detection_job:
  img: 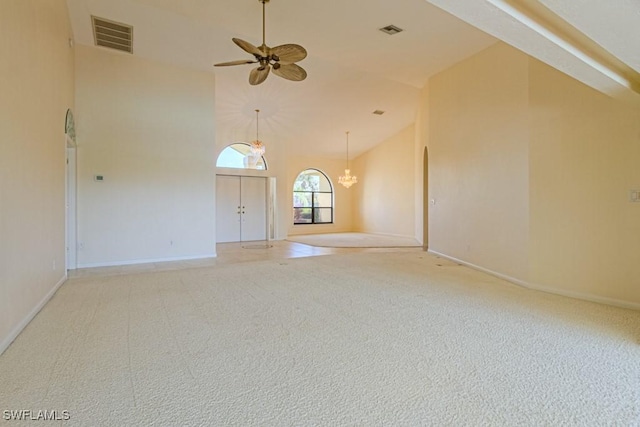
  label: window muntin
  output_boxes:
[293,169,333,224]
[216,143,266,170]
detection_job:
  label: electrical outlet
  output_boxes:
[52,260,56,270]
[78,242,84,250]
[630,190,640,203]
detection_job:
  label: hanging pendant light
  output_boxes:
[338,131,357,188]
[250,109,265,156]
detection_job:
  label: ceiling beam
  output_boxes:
[425,0,640,107]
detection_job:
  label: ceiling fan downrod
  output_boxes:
[260,0,268,48]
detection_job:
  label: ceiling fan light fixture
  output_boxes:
[379,25,403,35]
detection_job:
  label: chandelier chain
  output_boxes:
[256,109,260,140]
[346,131,350,169]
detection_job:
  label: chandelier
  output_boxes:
[338,131,357,188]
[250,109,265,156]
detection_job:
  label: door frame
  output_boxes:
[65,135,77,270]
[422,146,429,251]
[215,174,276,244]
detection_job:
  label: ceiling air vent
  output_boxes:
[92,16,133,54]
[373,110,385,115]
[379,25,403,35]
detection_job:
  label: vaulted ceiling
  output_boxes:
[66,0,640,158]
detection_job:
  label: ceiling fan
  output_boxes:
[214,0,308,85]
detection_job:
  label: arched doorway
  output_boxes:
[423,146,429,251]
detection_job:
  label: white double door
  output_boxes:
[216,175,267,243]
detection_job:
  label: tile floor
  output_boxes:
[69,240,423,278]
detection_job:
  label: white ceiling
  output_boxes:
[66,0,497,158]
[65,0,640,159]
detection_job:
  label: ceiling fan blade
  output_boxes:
[272,63,307,82]
[271,44,307,64]
[249,65,271,85]
[214,59,258,67]
[232,38,265,57]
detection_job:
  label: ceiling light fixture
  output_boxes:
[338,131,357,189]
[250,109,265,156]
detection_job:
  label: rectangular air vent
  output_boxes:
[373,110,385,115]
[92,16,133,54]
[379,25,403,35]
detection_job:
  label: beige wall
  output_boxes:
[287,156,353,236]
[415,83,430,246]
[352,125,416,237]
[429,43,530,282]
[0,0,75,352]
[428,41,640,306]
[75,45,216,267]
[529,58,640,306]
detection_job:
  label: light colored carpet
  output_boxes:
[286,232,421,247]
[1,252,640,425]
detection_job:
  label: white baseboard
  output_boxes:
[428,250,530,288]
[77,253,217,269]
[428,250,640,312]
[522,280,640,311]
[0,273,68,356]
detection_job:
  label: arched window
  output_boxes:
[293,169,333,224]
[216,143,267,170]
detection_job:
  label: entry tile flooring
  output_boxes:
[69,240,422,278]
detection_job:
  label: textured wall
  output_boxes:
[428,41,640,306]
[428,43,530,282]
[0,0,75,352]
[529,57,640,306]
[352,125,416,238]
[75,45,216,267]
[415,83,430,246]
